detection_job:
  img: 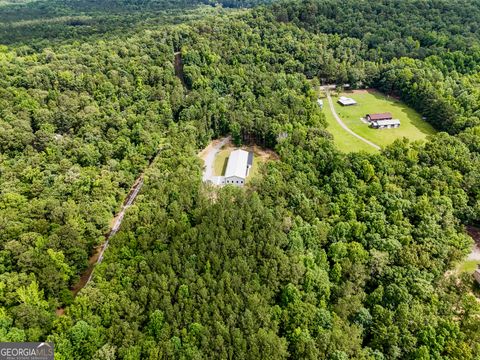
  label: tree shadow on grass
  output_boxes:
[221,156,229,176]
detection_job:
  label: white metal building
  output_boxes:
[223,149,253,186]
[337,96,357,106]
[371,119,401,129]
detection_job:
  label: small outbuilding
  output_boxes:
[317,99,324,109]
[366,112,393,122]
[337,96,357,106]
[223,149,253,186]
[371,119,401,129]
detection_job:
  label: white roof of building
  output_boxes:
[338,96,357,105]
[373,119,401,126]
[225,149,249,179]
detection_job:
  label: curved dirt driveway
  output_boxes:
[326,92,381,151]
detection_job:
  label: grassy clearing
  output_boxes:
[212,143,273,183]
[458,260,480,273]
[330,90,436,149]
[321,95,378,153]
[453,227,480,275]
[247,154,260,183]
[213,146,231,176]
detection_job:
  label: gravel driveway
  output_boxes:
[201,136,231,183]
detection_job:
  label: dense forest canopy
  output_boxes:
[271,0,480,60]
[0,0,479,359]
[0,0,273,46]
[0,0,212,46]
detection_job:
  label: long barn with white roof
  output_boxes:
[223,149,253,186]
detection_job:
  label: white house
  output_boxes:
[223,149,253,186]
[337,96,357,106]
[371,119,401,129]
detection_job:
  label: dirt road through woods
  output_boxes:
[56,147,166,315]
[174,51,187,89]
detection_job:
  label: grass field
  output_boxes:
[321,89,437,152]
[213,147,230,176]
[458,260,480,273]
[321,97,378,153]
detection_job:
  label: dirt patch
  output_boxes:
[200,138,278,162]
[55,243,101,316]
[247,144,279,161]
[222,141,278,162]
[346,89,371,94]
[467,225,480,242]
[174,52,188,90]
[198,138,228,161]
[55,308,65,316]
[72,245,102,296]
[221,142,234,152]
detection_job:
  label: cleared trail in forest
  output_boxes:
[326,92,381,150]
[58,54,183,309]
[85,176,144,284]
[56,147,166,315]
[174,51,188,90]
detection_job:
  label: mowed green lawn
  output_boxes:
[457,259,480,273]
[331,90,436,149]
[321,98,378,153]
[213,147,230,176]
